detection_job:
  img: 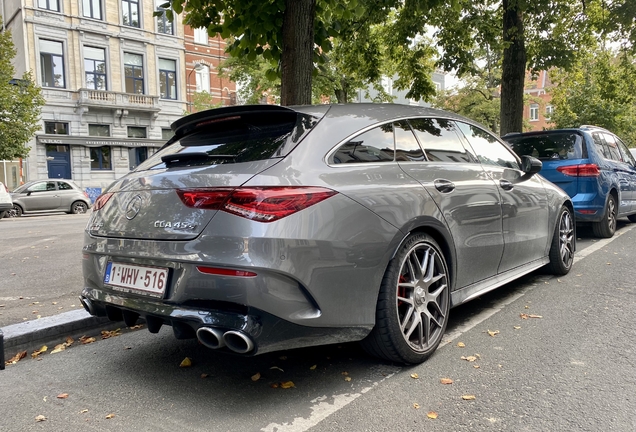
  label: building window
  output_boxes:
[129,147,148,170]
[88,124,110,136]
[128,126,147,138]
[156,0,173,34]
[194,27,208,44]
[84,46,107,90]
[90,147,111,170]
[545,105,554,119]
[159,58,177,100]
[529,104,539,121]
[45,122,68,134]
[161,128,174,140]
[124,53,144,94]
[195,64,210,92]
[122,0,140,27]
[82,0,102,20]
[39,40,65,88]
[38,0,60,12]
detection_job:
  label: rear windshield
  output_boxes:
[505,132,585,161]
[136,111,318,170]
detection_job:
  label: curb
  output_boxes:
[1,309,118,367]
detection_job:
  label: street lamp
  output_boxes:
[187,63,205,113]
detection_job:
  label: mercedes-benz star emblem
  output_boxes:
[125,195,143,220]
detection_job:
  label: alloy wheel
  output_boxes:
[558,209,574,268]
[607,197,616,233]
[396,243,448,352]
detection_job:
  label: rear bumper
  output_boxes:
[0,203,12,212]
[80,287,369,355]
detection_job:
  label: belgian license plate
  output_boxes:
[104,262,168,297]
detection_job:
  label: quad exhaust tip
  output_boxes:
[196,327,255,353]
[196,327,226,349]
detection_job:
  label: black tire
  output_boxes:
[9,205,22,217]
[362,233,450,364]
[627,214,636,223]
[71,201,88,214]
[546,206,574,275]
[592,194,617,238]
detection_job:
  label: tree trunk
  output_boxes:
[500,0,526,136]
[280,0,315,106]
[335,89,346,103]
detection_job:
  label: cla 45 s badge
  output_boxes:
[153,220,197,230]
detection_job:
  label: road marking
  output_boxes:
[257,225,634,432]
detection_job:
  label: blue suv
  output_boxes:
[504,126,636,238]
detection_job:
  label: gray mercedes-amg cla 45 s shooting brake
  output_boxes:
[81,103,574,364]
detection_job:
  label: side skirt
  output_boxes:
[450,257,549,308]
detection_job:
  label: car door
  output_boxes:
[56,181,78,211]
[20,181,61,211]
[604,133,636,215]
[614,136,636,213]
[397,118,504,288]
[455,122,550,274]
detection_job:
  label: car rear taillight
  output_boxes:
[556,164,600,177]
[177,187,337,222]
[93,192,114,211]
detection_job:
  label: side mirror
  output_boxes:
[26,191,32,196]
[521,155,542,175]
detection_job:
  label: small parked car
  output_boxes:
[9,179,92,217]
[504,126,636,238]
[81,104,574,365]
[0,182,13,219]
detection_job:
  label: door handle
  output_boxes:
[499,179,514,191]
[434,179,455,193]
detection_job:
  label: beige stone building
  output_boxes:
[1,0,192,193]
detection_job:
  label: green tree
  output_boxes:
[0,19,45,160]
[549,49,636,146]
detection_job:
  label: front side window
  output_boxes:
[330,124,394,164]
[194,27,208,44]
[603,133,622,161]
[122,0,140,27]
[29,181,57,192]
[124,53,144,94]
[457,122,520,169]
[40,40,65,88]
[38,0,60,12]
[159,58,177,100]
[529,103,539,121]
[45,122,68,134]
[83,0,102,19]
[195,64,210,92]
[91,146,112,170]
[156,0,173,34]
[84,46,107,90]
[615,137,636,166]
[89,124,110,136]
[410,118,476,163]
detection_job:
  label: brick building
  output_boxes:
[523,70,555,131]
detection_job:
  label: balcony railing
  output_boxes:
[76,89,161,112]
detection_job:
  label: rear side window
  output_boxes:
[602,133,623,161]
[409,118,476,163]
[330,124,394,164]
[58,182,72,190]
[506,132,584,161]
[394,121,425,162]
[136,111,317,170]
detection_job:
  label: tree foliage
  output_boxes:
[0,19,45,160]
[549,49,636,146]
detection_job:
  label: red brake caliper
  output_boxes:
[397,274,407,306]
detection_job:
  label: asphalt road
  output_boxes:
[0,214,635,431]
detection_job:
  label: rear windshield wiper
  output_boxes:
[161,153,237,166]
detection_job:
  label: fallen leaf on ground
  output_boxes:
[514,326,521,330]
[101,329,121,339]
[65,336,74,346]
[5,350,27,365]
[270,383,279,388]
[457,342,465,348]
[344,376,352,382]
[129,324,144,330]
[31,346,48,358]
[440,378,453,385]
[410,373,419,379]
[35,415,46,422]
[57,393,69,399]
[309,365,317,370]
[79,409,88,414]
[462,395,476,400]
[461,355,477,362]
[427,411,438,419]
[105,413,115,419]
[341,371,349,376]
[79,336,96,344]
[473,365,480,369]
[520,313,543,319]
[413,403,420,409]
[251,373,261,382]
[487,330,500,337]
[270,366,284,372]
[52,302,58,305]
[179,357,192,367]
[50,344,66,354]
[280,381,295,389]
